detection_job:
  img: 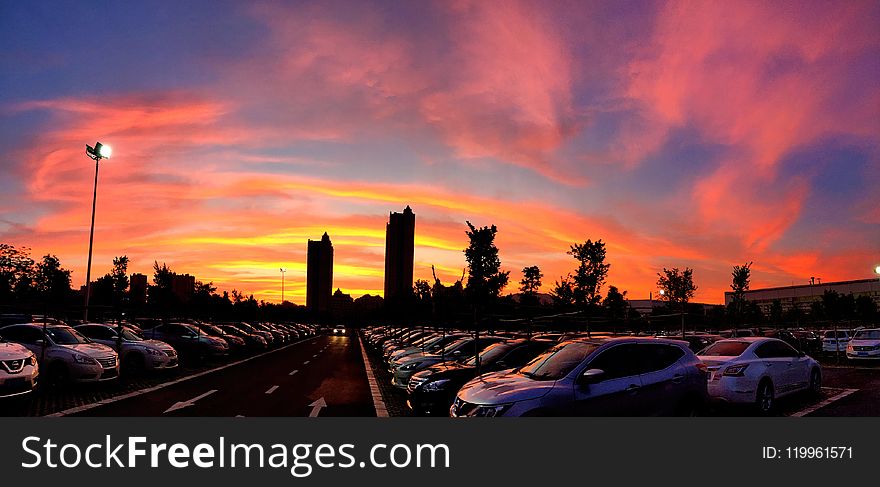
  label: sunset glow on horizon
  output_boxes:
[1,0,878,305]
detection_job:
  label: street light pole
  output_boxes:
[280,268,286,304]
[83,142,111,322]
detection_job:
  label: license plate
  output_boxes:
[858,352,868,356]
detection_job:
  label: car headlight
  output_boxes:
[400,362,422,371]
[467,403,513,417]
[26,354,37,366]
[722,364,749,377]
[421,379,451,392]
[846,345,854,351]
[144,347,163,356]
[71,353,98,365]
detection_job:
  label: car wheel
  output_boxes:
[809,368,822,396]
[48,363,70,388]
[756,380,775,415]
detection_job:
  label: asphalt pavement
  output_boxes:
[70,334,376,417]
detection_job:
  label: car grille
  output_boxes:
[853,346,876,352]
[408,376,428,393]
[450,397,477,417]
[96,356,117,368]
[0,378,33,396]
[1,359,25,373]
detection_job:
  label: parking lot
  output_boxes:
[2,327,879,417]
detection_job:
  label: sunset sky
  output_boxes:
[1,0,878,305]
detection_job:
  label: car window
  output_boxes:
[755,340,800,358]
[519,341,601,381]
[637,344,685,373]
[45,327,89,345]
[1,326,40,344]
[587,344,642,380]
[497,344,544,367]
[82,326,115,340]
[854,330,880,340]
[698,341,750,357]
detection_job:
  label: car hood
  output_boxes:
[0,341,32,360]
[62,342,115,357]
[140,340,175,351]
[850,339,880,346]
[457,371,555,405]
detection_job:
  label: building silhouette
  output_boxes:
[307,232,334,313]
[384,205,415,301]
[171,274,195,303]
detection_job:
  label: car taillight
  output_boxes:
[695,362,708,373]
[722,364,749,377]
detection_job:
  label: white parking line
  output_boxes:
[265,385,279,394]
[313,354,318,358]
[789,388,859,417]
[357,334,389,417]
[303,360,310,365]
[289,370,299,375]
[235,415,245,418]
[44,335,321,417]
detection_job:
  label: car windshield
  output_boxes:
[519,341,600,381]
[121,328,144,341]
[434,338,470,356]
[203,325,225,336]
[46,326,90,345]
[463,343,513,366]
[698,341,750,357]
[854,330,880,340]
[824,331,849,339]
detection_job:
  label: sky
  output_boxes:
[0,0,878,305]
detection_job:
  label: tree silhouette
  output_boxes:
[463,221,509,304]
[657,267,697,334]
[519,265,543,306]
[730,262,752,326]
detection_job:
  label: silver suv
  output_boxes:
[0,323,119,385]
[451,337,708,417]
[74,324,178,372]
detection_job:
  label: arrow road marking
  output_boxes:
[289,370,299,375]
[163,390,218,414]
[308,397,327,417]
[265,385,279,394]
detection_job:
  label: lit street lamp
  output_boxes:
[280,268,286,304]
[874,265,880,277]
[83,142,111,321]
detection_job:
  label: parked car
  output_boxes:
[141,323,228,360]
[451,337,708,417]
[762,330,803,352]
[0,323,119,385]
[229,322,275,346]
[790,330,822,355]
[822,330,853,353]
[0,338,39,398]
[846,329,880,360]
[218,324,268,351]
[193,323,247,353]
[392,336,505,389]
[408,339,554,416]
[719,329,757,338]
[659,333,720,352]
[697,337,821,414]
[74,323,178,373]
[386,333,467,364]
[253,323,288,344]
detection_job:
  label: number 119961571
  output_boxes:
[762,446,853,460]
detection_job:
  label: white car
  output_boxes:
[332,326,346,335]
[0,339,39,398]
[0,323,119,385]
[697,337,821,414]
[846,329,880,360]
[74,324,178,372]
[822,330,853,353]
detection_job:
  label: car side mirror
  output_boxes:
[581,368,605,384]
[494,361,507,370]
[453,350,461,356]
[35,339,45,346]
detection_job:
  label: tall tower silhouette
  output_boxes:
[384,206,415,301]
[307,232,333,313]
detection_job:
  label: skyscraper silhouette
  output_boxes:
[307,232,333,313]
[384,206,415,301]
